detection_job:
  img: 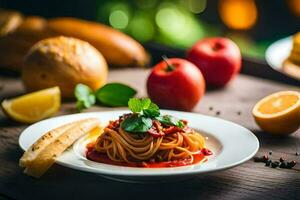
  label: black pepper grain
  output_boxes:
[287,161,297,168]
[254,156,262,162]
[271,161,280,168]
[265,160,272,166]
[279,162,287,168]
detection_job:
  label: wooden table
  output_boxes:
[0,69,299,200]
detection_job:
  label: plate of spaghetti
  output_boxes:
[19,98,259,182]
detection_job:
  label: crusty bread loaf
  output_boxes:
[47,17,149,68]
[0,16,149,71]
[0,9,23,37]
[0,16,53,71]
[22,36,108,98]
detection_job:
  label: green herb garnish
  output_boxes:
[121,114,152,133]
[155,115,185,128]
[128,98,160,117]
[74,83,136,111]
[121,98,185,133]
[74,84,96,112]
[96,83,137,107]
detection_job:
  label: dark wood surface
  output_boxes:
[0,68,299,200]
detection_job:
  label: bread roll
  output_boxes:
[22,36,108,98]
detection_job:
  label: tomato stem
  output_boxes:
[162,55,175,72]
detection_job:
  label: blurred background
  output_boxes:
[0,0,299,60]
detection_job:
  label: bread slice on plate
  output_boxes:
[19,118,100,178]
[282,59,300,81]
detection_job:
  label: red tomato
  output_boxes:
[187,37,241,87]
[147,58,205,111]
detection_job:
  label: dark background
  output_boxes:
[1,0,299,60]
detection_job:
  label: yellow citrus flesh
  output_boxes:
[1,87,61,123]
[252,91,300,135]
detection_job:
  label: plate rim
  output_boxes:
[265,36,300,81]
[18,110,259,177]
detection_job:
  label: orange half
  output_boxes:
[252,91,300,135]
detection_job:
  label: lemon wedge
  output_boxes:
[252,91,300,135]
[1,87,61,123]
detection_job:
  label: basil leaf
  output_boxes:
[128,98,160,118]
[143,102,160,118]
[96,83,137,107]
[121,115,152,133]
[128,98,151,113]
[74,84,96,111]
[156,115,184,128]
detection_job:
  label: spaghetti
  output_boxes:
[86,114,212,167]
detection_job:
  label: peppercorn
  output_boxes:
[279,162,287,168]
[237,111,241,115]
[262,155,269,162]
[271,161,279,168]
[269,151,272,155]
[296,152,299,156]
[287,160,297,169]
[209,107,213,111]
[265,160,272,166]
[254,156,263,162]
[216,111,221,116]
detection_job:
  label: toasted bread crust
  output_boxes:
[20,118,100,177]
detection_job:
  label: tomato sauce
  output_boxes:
[86,144,212,168]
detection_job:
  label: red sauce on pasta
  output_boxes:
[86,143,212,168]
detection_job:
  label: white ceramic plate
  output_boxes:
[19,110,259,182]
[265,36,300,81]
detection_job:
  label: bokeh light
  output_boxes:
[129,12,154,42]
[184,0,207,14]
[219,0,258,30]
[155,3,204,48]
[288,0,300,17]
[109,10,129,29]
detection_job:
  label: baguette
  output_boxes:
[47,17,149,67]
[20,118,100,177]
